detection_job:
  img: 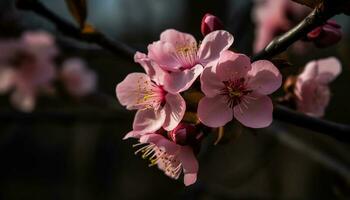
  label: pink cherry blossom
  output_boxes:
[201,13,224,36]
[307,20,342,48]
[116,52,186,133]
[252,0,310,52]
[147,29,234,93]
[295,57,342,117]
[61,58,97,97]
[197,50,282,128]
[0,31,58,112]
[124,129,199,186]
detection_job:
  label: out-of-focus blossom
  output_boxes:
[116,53,186,134]
[0,31,58,112]
[146,29,233,93]
[201,13,224,36]
[124,125,200,186]
[295,57,342,117]
[198,50,282,128]
[252,0,310,52]
[61,58,97,97]
[307,20,342,48]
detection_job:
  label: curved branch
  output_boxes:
[252,3,339,61]
[16,0,136,60]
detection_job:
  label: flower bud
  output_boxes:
[201,13,224,36]
[307,20,342,48]
[168,123,204,154]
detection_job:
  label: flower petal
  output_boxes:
[160,29,197,48]
[0,67,15,93]
[200,66,223,97]
[163,93,186,131]
[216,50,251,81]
[298,60,318,83]
[233,94,273,128]
[123,130,144,140]
[133,108,166,133]
[164,64,203,93]
[315,57,342,84]
[134,52,167,85]
[197,95,233,127]
[198,30,234,66]
[116,73,151,110]
[179,146,198,186]
[11,89,35,112]
[248,60,282,95]
[147,41,181,71]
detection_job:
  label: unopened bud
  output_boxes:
[307,20,342,48]
[201,13,224,36]
[168,123,204,154]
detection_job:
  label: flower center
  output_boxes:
[135,76,167,110]
[220,78,252,109]
[175,42,199,69]
[133,143,182,179]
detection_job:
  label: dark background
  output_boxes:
[0,0,349,199]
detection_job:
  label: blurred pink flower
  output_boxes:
[0,31,58,112]
[295,57,342,117]
[201,13,224,36]
[124,129,199,186]
[116,52,186,133]
[198,50,282,128]
[252,0,310,52]
[61,58,97,97]
[307,20,342,48]
[147,29,233,93]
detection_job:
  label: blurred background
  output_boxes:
[0,0,349,199]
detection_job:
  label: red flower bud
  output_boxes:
[307,20,342,48]
[168,123,204,153]
[201,13,224,36]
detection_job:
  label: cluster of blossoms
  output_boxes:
[116,14,283,185]
[0,31,97,112]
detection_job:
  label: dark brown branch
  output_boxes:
[252,2,340,61]
[16,0,136,60]
[274,105,350,142]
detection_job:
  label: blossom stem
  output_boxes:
[252,2,341,62]
[16,0,135,60]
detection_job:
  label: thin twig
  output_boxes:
[16,0,136,60]
[252,2,340,61]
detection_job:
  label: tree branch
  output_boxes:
[252,2,340,61]
[274,105,350,142]
[16,0,136,60]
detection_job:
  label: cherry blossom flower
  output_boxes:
[197,50,282,128]
[61,58,97,97]
[124,126,200,186]
[252,0,310,52]
[116,52,186,133]
[147,29,234,93]
[0,31,58,112]
[295,57,342,117]
[307,20,342,48]
[201,13,224,36]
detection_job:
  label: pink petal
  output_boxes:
[116,73,151,110]
[197,95,233,127]
[134,52,166,85]
[233,94,273,128]
[123,130,143,140]
[179,146,198,186]
[148,41,181,71]
[0,68,15,93]
[315,57,342,84]
[164,64,203,93]
[216,50,251,81]
[160,29,197,48]
[184,173,197,186]
[163,93,186,131]
[248,60,282,95]
[142,134,179,154]
[200,66,224,97]
[298,60,318,83]
[133,108,166,133]
[198,30,234,66]
[11,90,35,112]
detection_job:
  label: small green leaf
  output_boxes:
[65,0,87,29]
